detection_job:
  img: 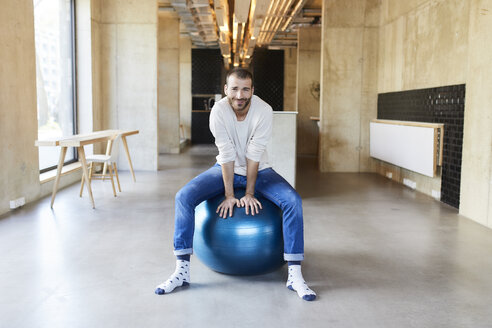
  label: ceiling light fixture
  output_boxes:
[257,0,306,46]
[171,0,308,68]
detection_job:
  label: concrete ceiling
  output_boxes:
[158,0,322,50]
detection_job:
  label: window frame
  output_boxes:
[38,0,78,174]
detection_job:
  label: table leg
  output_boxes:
[102,139,112,181]
[121,136,136,182]
[78,146,95,208]
[50,147,67,208]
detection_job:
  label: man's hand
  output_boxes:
[216,196,240,219]
[239,193,263,216]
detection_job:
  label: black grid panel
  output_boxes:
[251,48,284,111]
[192,49,223,94]
[192,97,212,111]
[377,84,466,209]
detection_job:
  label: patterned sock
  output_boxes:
[177,254,190,261]
[286,265,316,301]
[155,260,190,295]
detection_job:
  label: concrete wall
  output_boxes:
[179,36,192,142]
[0,0,111,217]
[0,1,40,215]
[2,0,490,230]
[284,48,297,111]
[158,11,180,154]
[375,0,492,228]
[378,0,469,92]
[1,1,82,215]
[374,0,469,199]
[296,27,321,156]
[319,0,379,172]
[319,0,492,227]
[0,0,165,216]
[100,0,158,169]
[460,0,492,228]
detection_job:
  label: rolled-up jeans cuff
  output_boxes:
[284,253,304,261]
[174,248,193,256]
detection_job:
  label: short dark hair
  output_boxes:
[226,68,254,86]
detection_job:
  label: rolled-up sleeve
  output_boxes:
[246,107,272,162]
[209,107,236,164]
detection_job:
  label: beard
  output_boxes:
[228,96,252,112]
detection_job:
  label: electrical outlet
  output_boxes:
[403,178,416,190]
[9,197,25,209]
[386,172,393,179]
[432,190,441,200]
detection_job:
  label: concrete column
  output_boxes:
[158,12,180,154]
[319,0,364,172]
[179,36,192,143]
[100,0,158,170]
[319,0,379,172]
[460,0,492,227]
[296,26,321,156]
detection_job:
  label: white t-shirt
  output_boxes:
[209,95,273,176]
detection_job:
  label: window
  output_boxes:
[33,0,77,172]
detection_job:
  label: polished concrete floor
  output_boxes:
[1,145,492,328]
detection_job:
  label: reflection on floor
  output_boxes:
[1,145,492,328]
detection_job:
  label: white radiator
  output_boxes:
[370,120,443,177]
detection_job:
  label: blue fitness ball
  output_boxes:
[193,188,285,275]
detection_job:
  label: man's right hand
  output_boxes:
[216,196,240,219]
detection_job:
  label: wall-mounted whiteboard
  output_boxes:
[370,120,443,177]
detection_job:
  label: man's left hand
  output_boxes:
[239,193,263,216]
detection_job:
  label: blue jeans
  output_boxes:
[173,164,304,261]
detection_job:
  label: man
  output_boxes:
[155,68,316,301]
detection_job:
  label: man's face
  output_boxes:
[224,74,254,113]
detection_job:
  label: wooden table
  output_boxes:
[35,129,139,208]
